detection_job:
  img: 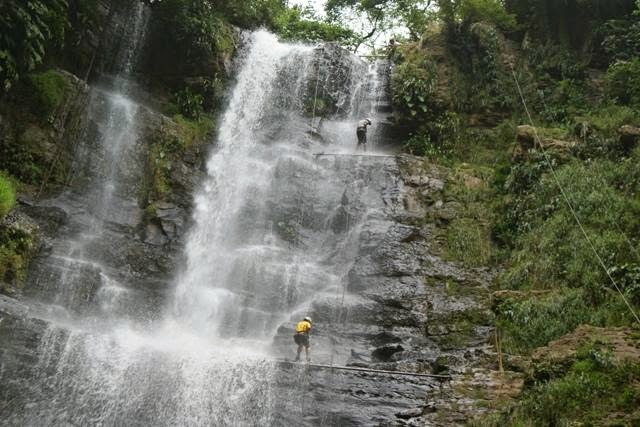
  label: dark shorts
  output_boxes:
[357,129,367,145]
[294,333,309,348]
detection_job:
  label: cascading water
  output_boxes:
[1,20,431,425]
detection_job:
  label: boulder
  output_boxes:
[516,125,538,150]
[619,125,640,152]
[531,325,640,379]
[516,125,576,156]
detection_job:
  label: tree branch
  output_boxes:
[353,15,380,53]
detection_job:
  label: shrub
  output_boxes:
[458,0,516,31]
[495,289,632,354]
[439,0,516,31]
[606,58,640,107]
[0,225,34,287]
[601,18,640,62]
[0,0,68,91]
[173,87,204,120]
[499,157,640,291]
[147,0,235,75]
[402,112,462,159]
[0,173,16,218]
[511,345,640,425]
[391,47,438,120]
[575,105,639,136]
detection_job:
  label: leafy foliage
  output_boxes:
[0,0,69,92]
[600,18,640,62]
[504,0,636,49]
[274,7,357,45]
[489,341,640,425]
[148,0,235,74]
[439,0,516,31]
[325,0,434,43]
[606,58,640,107]
[172,87,204,120]
[392,46,438,119]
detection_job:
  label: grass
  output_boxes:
[173,114,214,148]
[495,288,633,355]
[446,218,493,267]
[441,163,496,267]
[480,341,640,426]
[575,105,640,135]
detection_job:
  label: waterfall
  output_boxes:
[1,24,411,424]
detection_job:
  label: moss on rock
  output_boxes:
[0,173,16,219]
[0,211,39,295]
[27,70,71,119]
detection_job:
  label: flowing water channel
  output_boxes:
[0,11,421,424]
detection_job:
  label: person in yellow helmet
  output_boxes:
[293,316,312,362]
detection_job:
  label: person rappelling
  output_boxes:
[356,118,372,152]
[293,316,312,362]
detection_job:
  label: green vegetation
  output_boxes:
[483,341,640,426]
[442,165,495,267]
[0,0,68,91]
[0,173,16,219]
[274,7,357,45]
[606,58,640,107]
[0,225,34,290]
[144,114,213,203]
[0,174,35,291]
[388,0,640,423]
[495,289,632,354]
[326,0,435,43]
[439,0,516,31]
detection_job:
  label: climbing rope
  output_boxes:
[510,67,640,325]
[314,153,397,158]
[310,61,321,129]
[277,360,451,380]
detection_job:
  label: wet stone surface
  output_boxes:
[270,155,499,425]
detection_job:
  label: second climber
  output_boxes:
[356,118,372,152]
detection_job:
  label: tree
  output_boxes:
[0,0,68,92]
[438,0,516,31]
[325,0,434,49]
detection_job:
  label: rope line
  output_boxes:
[510,68,640,325]
[277,360,452,379]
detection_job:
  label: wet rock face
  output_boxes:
[5,83,208,319]
[305,43,368,118]
[270,155,497,425]
[0,70,90,192]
